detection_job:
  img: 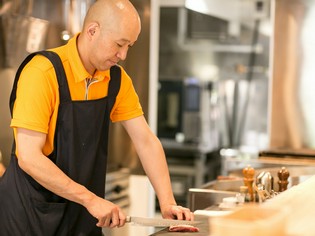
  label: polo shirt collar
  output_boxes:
[67,33,110,83]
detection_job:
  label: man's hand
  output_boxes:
[84,195,126,228]
[161,204,195,221]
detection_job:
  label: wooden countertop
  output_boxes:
[265,174,315,235]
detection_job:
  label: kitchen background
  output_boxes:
[0,0,272,168]
[1,0,315,235]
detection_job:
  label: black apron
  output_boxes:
[0,51,121,236]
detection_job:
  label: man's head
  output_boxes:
[78,0,141,74]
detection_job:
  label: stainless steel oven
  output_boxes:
[158,77,218,150]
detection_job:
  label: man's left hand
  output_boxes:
[161,205,194,221]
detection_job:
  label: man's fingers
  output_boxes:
[109,213,120,228]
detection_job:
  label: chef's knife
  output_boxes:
[126,216,200,227]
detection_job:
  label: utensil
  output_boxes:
[126,216,200,227]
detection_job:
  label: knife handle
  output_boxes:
[126,215,131,223]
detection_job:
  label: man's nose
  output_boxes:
[117,47,128,61]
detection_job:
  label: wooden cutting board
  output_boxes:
[264,175,315,235]
[210,175,315,236]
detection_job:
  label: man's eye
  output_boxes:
[117,43,123,47]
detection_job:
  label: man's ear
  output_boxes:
[87,22,100,38]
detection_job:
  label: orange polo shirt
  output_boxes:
[11,34,143,156]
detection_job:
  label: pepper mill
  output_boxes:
[278,167,290,192]
[242,165,255,201]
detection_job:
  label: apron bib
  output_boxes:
[0,51,121,236]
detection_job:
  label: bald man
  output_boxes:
[0,0,193,235]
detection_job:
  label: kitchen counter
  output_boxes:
[150,215,210,236]
[152,174,315,235]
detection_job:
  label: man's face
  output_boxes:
[90,22,140,72]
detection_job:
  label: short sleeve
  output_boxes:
[10,61,56,134]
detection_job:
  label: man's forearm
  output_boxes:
[16,128,96,206]
[17,141,126,228]
[121,117,177,208]
[135,135,177,208]
[18,151,96,206]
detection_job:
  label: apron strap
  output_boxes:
[39,51,71,103]
[107,65,121,112]
[9,53,35,116]
[9,50,70,116]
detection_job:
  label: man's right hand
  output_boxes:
[84,195,126,228]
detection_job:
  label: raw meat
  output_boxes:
[168,224,200,232]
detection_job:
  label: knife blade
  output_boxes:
[126,216,200,227]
